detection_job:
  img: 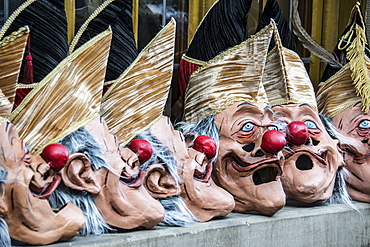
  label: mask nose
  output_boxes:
[285,121,309,146]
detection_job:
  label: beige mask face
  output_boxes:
[213,101,285,216]
[0,121,84,245]
[146,116,235,222]
[333,102,370,202]
[273,104,342,203]
[61,116,165,229]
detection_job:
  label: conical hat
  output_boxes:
[262,20,317,110]
[183,21,275,123]
[0,0,68,84]
[9,28,112,154]
[317,3,370,117]
[101,18,175,147]
[0,26,29,107]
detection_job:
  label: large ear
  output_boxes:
[60,153,102,194]
[144,164,179,199]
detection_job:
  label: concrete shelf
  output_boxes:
[16,201,370,247]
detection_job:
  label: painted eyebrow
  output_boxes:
[299,103,312,109]
[271,105,283,109]
[237,102,258,108]
[354,101,362,107]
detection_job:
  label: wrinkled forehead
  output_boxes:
[217,101,272,122]
[272,103,319,120]
[150,116,187,154]
[84,116,118,152]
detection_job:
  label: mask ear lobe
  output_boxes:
[144,164,179,199]
[60,153,102,194]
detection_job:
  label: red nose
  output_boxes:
[285,121,309,145]
[193,135,217,159]
[40,143,69,172]
[261,130,286,154]
[128,139,153,163]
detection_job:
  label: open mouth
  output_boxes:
[230,155,282,185]
[252,166,279,185]
[120,170,145,188]
[285,149,328,168]
[193,163,213,182]
[29,175,61,199]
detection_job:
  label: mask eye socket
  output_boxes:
[359,119,370,129]
[267,125,278,131]
[275,121,288,131]
[241,122,255,132]
[304,120,318,129]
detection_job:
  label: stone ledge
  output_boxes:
[18,202,370,247]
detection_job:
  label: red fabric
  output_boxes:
[22,34,34,84]
[178,59,200,99]
[103,84,112,96]
[13,88,33,109]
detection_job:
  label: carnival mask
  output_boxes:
[0,120,84,245]
[273,104,343,204]
[145,116,235,222]
[332,102,370,202]
[61,116,165,229]
[213,101,286,216]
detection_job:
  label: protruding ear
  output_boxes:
[144,164,179,199]
[60,153,102,194]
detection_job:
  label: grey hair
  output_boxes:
[134,129,195,226]
[48,127,113,235]
[176,115,220,146]
[59,127,108,171]
[48,183,113,236]
[0,167,10,247]
[157,196,196,226]
[136,128,180,182]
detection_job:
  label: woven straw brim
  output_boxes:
[9,28,112,155]
[184,21,275,123]
[0,27,29,107]
[316,60,365,118]
[101,18,176,147]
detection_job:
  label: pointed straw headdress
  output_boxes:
[0,26,29,112]
[260,4,317,110]
[9,29,112,155]
[317,2,369,118]
[101,18,176,147]
[183,21,276,123]
[0,0,68,84]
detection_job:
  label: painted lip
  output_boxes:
[193,163,213,183]
[230,155,282,175]
[284,149,328,165]
[29,175,61,199]
[120,170,145,188]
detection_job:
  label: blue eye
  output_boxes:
[359,119,370,129]
[267,125,278,131]
[241,122,255,132]
[304,120,317,129]
[276,121,288,131]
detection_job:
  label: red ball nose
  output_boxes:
[128,139,153,163]
[286,121,309,145]
[193,135,217,159]
[40,143,69,172]
[261,130,286,154]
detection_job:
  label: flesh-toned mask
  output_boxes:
[0,120,84,245]
[146,116,235,222]
[213,101,286,216]
[332,102,370,202]
[273,103,343,203]
[61,116,165,229]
